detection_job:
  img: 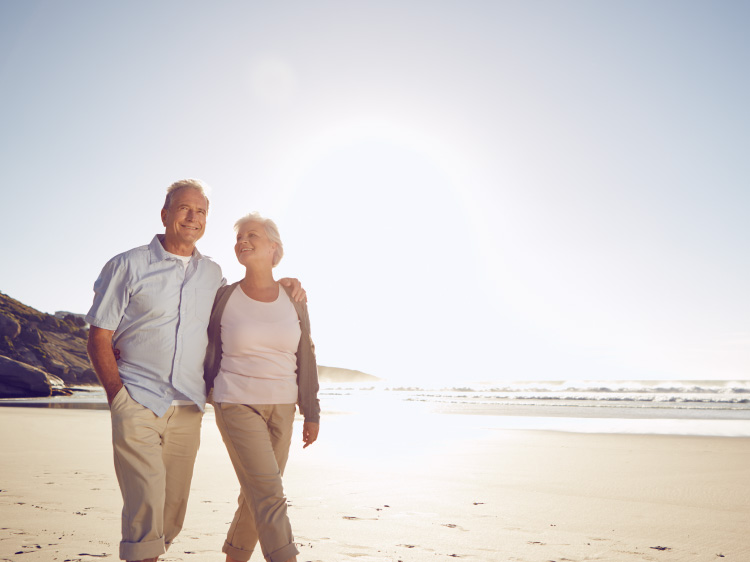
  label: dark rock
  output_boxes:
[16,347,44,368]
[46,372,66,388]
[80,367,98,384]
[20,325,41,346]
[42,356,70,377]
[78,368,100,384]
[42,315,61,331]
[68,365,99,384]
[1,335,15,354]
[0,313,21,339]
[72,327,88,339]
[0,355,53,398]
[40,331,94,385]
[64,314,86,328]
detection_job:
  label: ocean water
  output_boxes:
[320,379,750,437]
[3,380,750,437]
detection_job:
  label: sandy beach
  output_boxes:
[1,405,748,562]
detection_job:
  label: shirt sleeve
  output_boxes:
[85,258,130,331]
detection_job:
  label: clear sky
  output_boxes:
[1,1,748,385]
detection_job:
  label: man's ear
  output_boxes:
[161,208,167,227]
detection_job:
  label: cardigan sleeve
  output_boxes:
[284,286,321,423]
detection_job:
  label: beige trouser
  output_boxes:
[214,402,299,562]
[110,386,202,561]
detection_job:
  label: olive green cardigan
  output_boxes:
[203,282,320,424]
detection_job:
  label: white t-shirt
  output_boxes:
[213,284,301,405]
[165,251,191,269]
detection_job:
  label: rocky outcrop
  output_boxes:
[0,355,67,397]
[0,292,97,398]
[0,313,21,339]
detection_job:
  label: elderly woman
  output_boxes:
[204,212,320,562]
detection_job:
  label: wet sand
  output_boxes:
[1,406,748,561]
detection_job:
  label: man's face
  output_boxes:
[161,187,208,252]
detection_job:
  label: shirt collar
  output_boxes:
[149,234,204,264]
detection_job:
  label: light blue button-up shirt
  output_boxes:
[86,235,224,416]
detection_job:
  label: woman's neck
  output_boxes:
[239,266,278,302]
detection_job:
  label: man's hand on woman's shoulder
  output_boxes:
[279,277,306,302]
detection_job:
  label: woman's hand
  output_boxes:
[279,277,306,302]
[302,421,319,448]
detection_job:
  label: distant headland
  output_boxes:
[317,366,380,383]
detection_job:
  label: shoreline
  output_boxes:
[2,388,750,438]
[1,407,749,561]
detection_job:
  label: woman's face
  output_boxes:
[235,221,276,266]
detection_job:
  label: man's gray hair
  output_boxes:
[234,212,284,267]
[163,179,210,212]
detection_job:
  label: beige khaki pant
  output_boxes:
[214,402,299,562]
[110,386,202,561]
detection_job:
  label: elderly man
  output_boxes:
[86,179,302,562]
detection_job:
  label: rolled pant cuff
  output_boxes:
[120,536,165,560]
[223,540,253,562]
[267,542,299,562]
